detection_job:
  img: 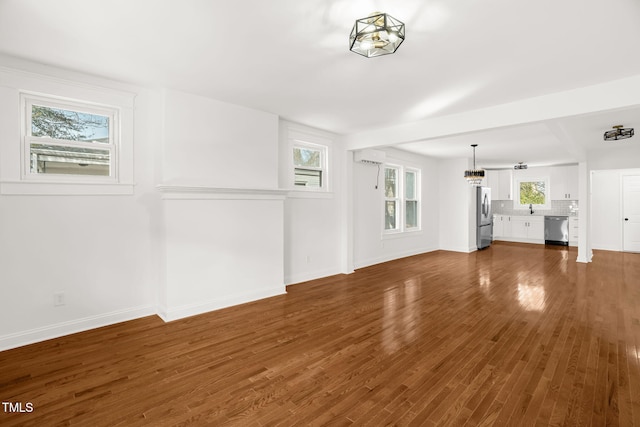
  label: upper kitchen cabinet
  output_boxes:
[550,165,578,200]
[486,169,513,200]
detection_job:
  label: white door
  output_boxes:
[623,176,640,252]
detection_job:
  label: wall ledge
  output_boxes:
[157,185,288,200]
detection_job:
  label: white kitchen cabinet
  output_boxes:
[486,169,513,200]
[551,165,579,200]
[569,217,579,246]
[508,216,544,242]
[498,170,513,200]
[493,215,511,239]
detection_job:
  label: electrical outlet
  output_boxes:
[306,255,311,263]
[54,292,65,307]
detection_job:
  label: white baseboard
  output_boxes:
[285,267,343,285]
[438,245,474,253]
[157,286,286,322]
[354,247,437,270]
[0,305,156,352]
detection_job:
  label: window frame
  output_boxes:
[384,166,400,232]
[21,93,120,184]
[292,140,327,192]
[404,168,420,230]
[383,164,421,234]
[514,176,551,210]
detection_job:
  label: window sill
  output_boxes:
[382,229,423,240]
[0,181,134,195]
[287,190,334,199]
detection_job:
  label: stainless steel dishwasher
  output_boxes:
[544,216,569,246]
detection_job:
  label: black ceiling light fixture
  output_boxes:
[514,162,528,170]
[349,12,405,58]
[604,125,634,141]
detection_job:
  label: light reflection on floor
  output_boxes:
[382,278,422,354]
[517,283,546,312]
[479,265,492,299]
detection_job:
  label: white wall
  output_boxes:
[161,89,279,188]
[588,145,640,171]
[0,65,157,350]
[158,194,285,321]
[353,148,439,269]
[587,141,640,252]
[0,65,290,348]
[438,158,475,252]
[280,122,345,284]
[591,170,623,251]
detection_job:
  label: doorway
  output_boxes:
[623,175,640,252]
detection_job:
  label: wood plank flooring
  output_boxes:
[1,242,640,426]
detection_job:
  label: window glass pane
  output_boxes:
[293,147,321,168]
[31,104,110,143]
[406,201,418,228]
[294,168,322,187]
[520,181,546,205]
[385,168,397,198]
[30,143,110,176]
[405,171,415,199]
[385,200,397,230]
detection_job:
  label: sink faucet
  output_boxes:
[529,204,534,215]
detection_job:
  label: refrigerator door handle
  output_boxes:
[482,193,489,217]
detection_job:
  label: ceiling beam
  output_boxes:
[344,74,640,151]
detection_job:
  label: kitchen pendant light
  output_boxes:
[349,12,405,58]
[603,125,634,141]
[464,144,485,186]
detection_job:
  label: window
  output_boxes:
[22,94,118,181]
[515,177,550,210]
[385,167,399,230]
[293,143,326,189]
[384,165,420,232]
[405,169,418,228]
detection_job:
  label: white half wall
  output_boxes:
[157,190,286,321]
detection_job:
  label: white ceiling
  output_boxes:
[1,0,639,167]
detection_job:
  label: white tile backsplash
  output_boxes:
[493,200,579,217]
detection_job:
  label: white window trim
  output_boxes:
[291,139,328,192]
[405,167,421,231]
[514,176,551,210]
[384,165,401,232]
[0,73,134,196]
[21,93,119,184]
[383,164,421,235]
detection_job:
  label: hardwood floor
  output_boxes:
[1,242,640,426]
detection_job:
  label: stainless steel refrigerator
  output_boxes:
[477,186,493,249]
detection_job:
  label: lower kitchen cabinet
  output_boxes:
[510,216,544,241]
[493,215,511,238]
[493,215,544,244]
[569,217,579,246]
